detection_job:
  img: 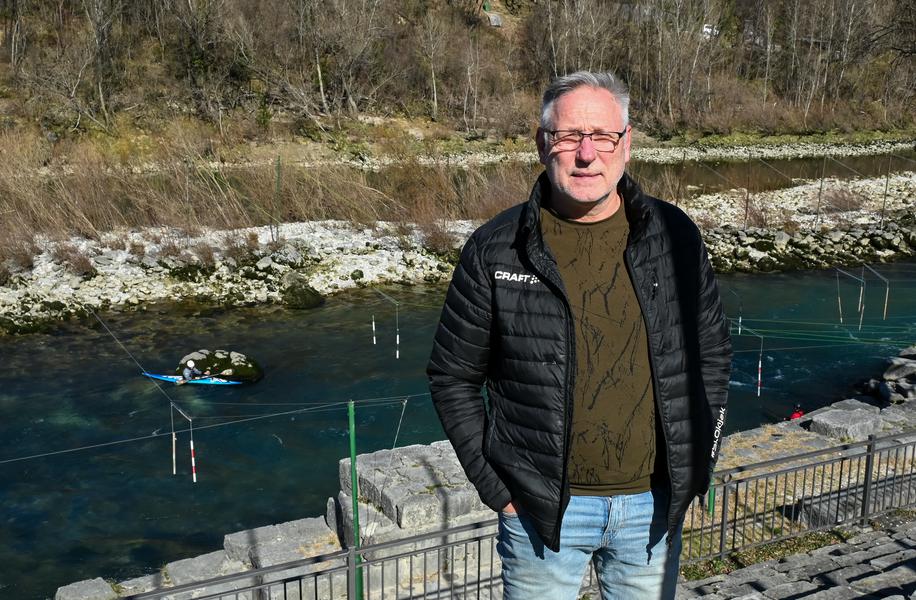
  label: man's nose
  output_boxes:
[576,136,597,162]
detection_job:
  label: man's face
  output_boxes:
[536,86,631,213]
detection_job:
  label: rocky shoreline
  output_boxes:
[338,139,915,170]
[1,205,914,335]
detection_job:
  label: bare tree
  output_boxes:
[417,11,446,121]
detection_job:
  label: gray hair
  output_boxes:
[540,71,630,132]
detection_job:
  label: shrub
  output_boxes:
[192,242,217,268]
[51,243,98,277]
[0,236,39,271]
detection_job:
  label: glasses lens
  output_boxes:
[553,132,582,150]
[590,133,621,151]
[551,131,621,151]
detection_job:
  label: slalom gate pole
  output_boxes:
[348,400,364,599]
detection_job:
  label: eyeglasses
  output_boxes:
[546,128,628,152]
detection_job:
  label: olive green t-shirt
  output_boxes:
[541,204,656,496]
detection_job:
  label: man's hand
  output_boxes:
[501,501,517,514]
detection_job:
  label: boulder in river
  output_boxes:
[280,271,324,309]
[177,349,263,382]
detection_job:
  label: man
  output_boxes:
[179,359,209,385]
[427,71,732,599]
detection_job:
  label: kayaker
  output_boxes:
[180,360,209,383]
[790,404,805,420]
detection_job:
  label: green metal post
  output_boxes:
[348,400,364,599]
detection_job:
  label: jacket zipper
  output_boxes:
[526,238,574,552]
[624,246,677,543]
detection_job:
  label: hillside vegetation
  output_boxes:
[0,0,913,267]
[1,0,913,138]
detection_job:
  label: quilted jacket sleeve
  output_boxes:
[427,235,512,512]
[696,238,733,466]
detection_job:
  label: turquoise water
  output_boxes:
[2,263,915,598]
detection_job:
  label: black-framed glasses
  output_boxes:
[547,127,628,152]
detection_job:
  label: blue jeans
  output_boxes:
[497,490,681,600]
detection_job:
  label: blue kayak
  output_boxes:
[142,372,243,386]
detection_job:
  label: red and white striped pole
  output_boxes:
[757,338,764,398]
[189,419,197,483]
[190,438,197,483]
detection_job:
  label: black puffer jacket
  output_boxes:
[427,172,732,552]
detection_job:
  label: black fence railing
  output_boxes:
[127,431,916,600]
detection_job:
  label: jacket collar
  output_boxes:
[519,171,653,257]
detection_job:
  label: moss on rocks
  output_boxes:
[176,349,263,383]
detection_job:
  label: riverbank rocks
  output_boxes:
[876,350,916,404]
[177,349,263,382]
[1,200,914,334]
[702,209,915,274]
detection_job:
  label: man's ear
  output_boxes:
[535,128,548,165]
[623,125,633,164]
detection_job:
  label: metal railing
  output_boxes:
[127,431,916,600]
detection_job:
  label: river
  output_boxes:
[2,262,915,598]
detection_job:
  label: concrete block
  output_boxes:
[830,399,880,413]
[339,442,488,531]
[54,578,117,600]
[809,408,883,441]
[225,524,283,564]
[162,550,255,600]
[250,519,344,600]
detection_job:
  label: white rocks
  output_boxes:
[685,172,915,230]
[0,220,470,332]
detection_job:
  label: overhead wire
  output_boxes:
[0,394,424,466]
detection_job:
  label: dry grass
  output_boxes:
[0,129,538,270]
[822,188,868,214]
[51,243,97,277]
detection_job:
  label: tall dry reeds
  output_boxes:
[0,130,538,268]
